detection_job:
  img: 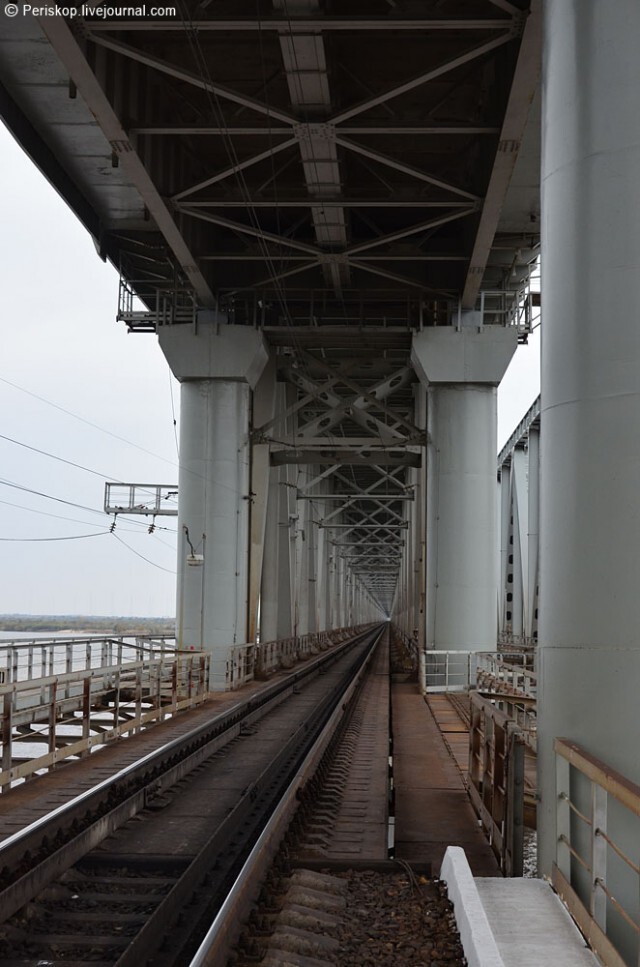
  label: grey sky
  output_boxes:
[0,122,540,617]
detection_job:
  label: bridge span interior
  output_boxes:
[3,0,640,962]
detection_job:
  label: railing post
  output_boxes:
[48,681,57,769]
[507,731,525,876]
[80,673,91,748]
[2,692,12,792]
[494,719,506,865]
[469,694,481,789]
[156,661,163,718]
[40,647,47,705]
[65,642,73,699]
[482,712,494,817]
[134,664,143,733]
[113,670,121,732]
[201,654,208,699]
[591,783,608,931]
[172,657,178,707]
[556,746,572,881]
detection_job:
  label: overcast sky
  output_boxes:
[0,122,540,617]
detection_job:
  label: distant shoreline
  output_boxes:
[0,615,175,636]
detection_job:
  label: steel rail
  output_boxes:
[189,623,386,966]
[0,626,378,922]
[116,626,384,966]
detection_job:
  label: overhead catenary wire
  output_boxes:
[0,495,162,534]
[111,532,176,574]
[0,374,247,502]
[0,374,176,469]
[0,431,121,481]
[0,531,110,542]
[0,477,177,534]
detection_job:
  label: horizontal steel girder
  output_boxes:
[270,449,421,467]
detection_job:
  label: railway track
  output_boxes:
[0,624,385,967]
[195,628,465,967]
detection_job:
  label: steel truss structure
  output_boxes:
[0,0,540,619]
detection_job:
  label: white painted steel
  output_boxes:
[337,554,346,628]
[260,385,295,643]
[305,495,318,634]
[539,3,640,952]
[159,322,268,690]
[411,326,518,386]
[429,384,499,651]
[525,426,539,642]
[413,326,516,653]
[294,484,312,636]
[414,385,427,650]
[314,481,333,631]
[498,461,511,637]
[176,380,251,688]
[496,428,539,646]
[260,464,287,643]
[510,448,527,638]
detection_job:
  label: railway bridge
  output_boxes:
[1,1,640,963]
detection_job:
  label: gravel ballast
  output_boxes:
[255,867,466,966]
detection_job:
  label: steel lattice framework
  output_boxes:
[0,0,540,613]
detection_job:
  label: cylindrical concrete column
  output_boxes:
[412,326,517,652]
[260,467,280,643]
[337,555,345,627]
[158,319,268,690]
[305,502,318,634]
[430,384,498,649]
[260,461,293,642]
[315,495,328,631]
[325,548,334,629]
[325,549,335,629]
[177,380,250,686]
[539,3,640,937]
[294,487,317,636]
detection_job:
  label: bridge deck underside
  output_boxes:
[0,0,540,609]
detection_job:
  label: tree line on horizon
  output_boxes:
[0,615,176,635]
